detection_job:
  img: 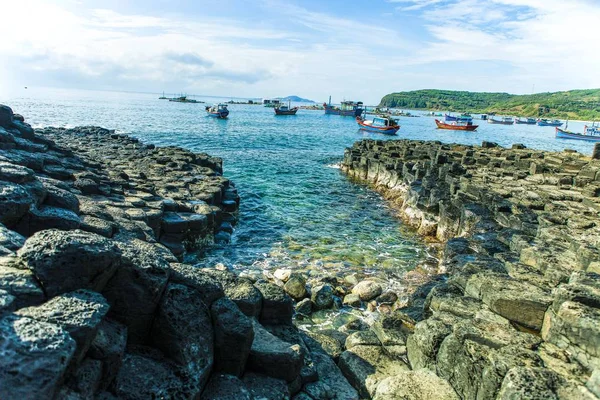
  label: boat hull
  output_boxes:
[538,121,563,127]
[275,108,298,115]
[207,111,229,119]
[515,119,536,125]
[356,118,399,135]
[435,119,478,131]
[556,127,600,141]
[488,119,514,125]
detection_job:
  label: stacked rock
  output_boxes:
[0,105,358,400]
[342,139,600,399]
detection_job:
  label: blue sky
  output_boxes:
[1,0,599,104]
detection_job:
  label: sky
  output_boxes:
[1,0,599,104]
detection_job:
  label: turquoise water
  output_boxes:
[3,88,597,282]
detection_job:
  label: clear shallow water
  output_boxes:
[3,88,597,282]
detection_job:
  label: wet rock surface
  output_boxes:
[342,139,600,399]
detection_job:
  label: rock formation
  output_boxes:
[341,139,600,399]
[0,104,358,400]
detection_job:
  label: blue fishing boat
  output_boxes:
[324,96,363,117]
[556,122,600,141]
[356,116,400,135]
[444,113,473,123]
[488,116,514,125]
[537,119,563,127]
[205,104,229,119]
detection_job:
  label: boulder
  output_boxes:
[20,205,81,235]
[0,314,76,400]
[373,369,459,400]
[0,181,32,227]
[406,317,452,370]
[0,223,26,250]
[309,351,359,400]
[87,318,127,390]
[338,345,410,398]
[63,358,103,398]
[242,372,290,400]
[346,330,381,349]
[169,263,224,306]
[200,374,252,400]
[80,215,114,238]
[255,280,294,325]
[0,104,13,128]
[211,297,254,376]
[151,283,213,395]
[352,280,383,301]
[284,273,307,300]
[0,255,45,307]
[16,289,109,365]
[205,270,263,317]
[0,288,16,315]
[311,283,335,310]
[102,239,170,343]
[113,351,189,399]
[248,319,303,382]
[19,229,121,298]
[42,183,79,213]
[295,298,312,315]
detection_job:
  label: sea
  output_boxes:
[3,88,596,298]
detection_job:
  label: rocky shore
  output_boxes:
[341,139,600,399]
[0,104,364,399]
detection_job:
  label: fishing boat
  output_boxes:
[488,117,514,125]
[263,99,281,108]
[274,102,298,115]
[445,113,473,123]
[205,104,229,119]
[514,117,537,124]
[356,116,400,135]
[556,122,600,141]
[435,119,478,131]
[537,119,563,127]
[324,96,363,117]
[159,91,167,100]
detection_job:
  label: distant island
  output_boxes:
[379,89,600,120]
[280,95,315,103]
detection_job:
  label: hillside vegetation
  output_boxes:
[379,89,600,120]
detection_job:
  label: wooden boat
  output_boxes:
[488,117,514,125]
[514,117,537,124]
[537,119,563,127]
[356,116,400,135]
[274,102,298,115]
[435,119,478,131]
[556,122,600,141]
[445,113,473,123]
[324,96,363,116]
[205,104,229,119]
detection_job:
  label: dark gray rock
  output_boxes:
[0,223,25,251]
[311,283,335,310]
[0,181,32,227]
[12,120,35,140]
[0,161,36,184]
[64,358,103,398]
[242,372,290,400]
[200,374,252,400]
[309,351,359,400]
[16,289,109,365]
[151,283,213,395]
[0,314,76,400]
[248,319,303,382]
[211,297,254,376]
[0,255,46,308]
[19,229,121,298]
[42,182,80,213]
[0,104,13,128]
[0,288,16,315]
[255,280,294,325]
[113,351,189,399]
[80,215,114,237]
[20,204,80,235]
[351,280,383,301]
[87,318,127,390]
[102,239,170,343]
[295,298,312,315]
[169,263,224,306]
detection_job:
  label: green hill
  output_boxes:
[379,89,600,120]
